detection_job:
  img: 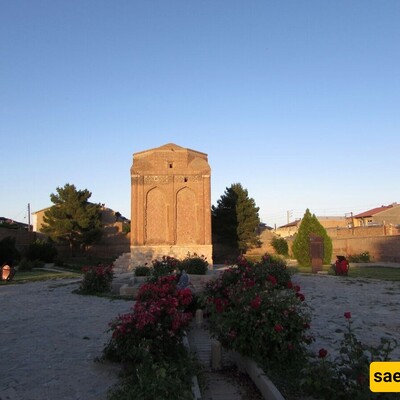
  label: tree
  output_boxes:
[212,183,260,253]
[292,209,333,266]
[41,184,103,250]
[271,236,289,256]
[25,239,58,263]
[0,236,20,266]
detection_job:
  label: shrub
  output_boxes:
[104,273,196,399]
[79,264,113,294]
[18,258,45,271]
[25,239,58,263]
[271,236,289,256]
[347,251,371,263]
[18,258,33,271]
[254,253,292,288]
[0,236,20,266]
[135,265,151,276]
[300,312,397,399]
[54,257,64,267]
[292,209,333,266]
[104,274,193,363]
[179,253,208,275]
[151,256,180,278]
[108,349,197,400]
[122,223,131,234]
[202,255,311,369]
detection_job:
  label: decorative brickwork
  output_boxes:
[130,143,213,268]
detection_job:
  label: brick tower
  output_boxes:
[130,143,213,268]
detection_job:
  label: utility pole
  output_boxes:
[28,203,31,231]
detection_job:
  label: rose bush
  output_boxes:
[104,274,194,363]
[202,255,311,369]
[151,255,180,279]
[103,273,197,399]
[300,312,398,399]
[179,253,209,275]
[79,264,113,294]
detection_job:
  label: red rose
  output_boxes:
[344,311,351,319]
[267,275,277,286]
[318,348,328,358]
[274,324,283,333]
[250,295,262,309]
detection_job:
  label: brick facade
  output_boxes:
[332,236,400,263]
[130,143,213,268]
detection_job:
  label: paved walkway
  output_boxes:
[0,279,132,400]
[1,274,399,400]
[187,323,246,400]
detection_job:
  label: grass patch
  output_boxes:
[348,266,400,281]
[289,264,332,274]
[60,256,115,271]
[0,269,81,285]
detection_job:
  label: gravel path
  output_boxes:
[292,274,400,360]
[0,279,132,400]
[1,274,399,400]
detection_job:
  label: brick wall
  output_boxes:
[332,236,400,263]
[327,225,400,238]
[0,228,46,253]
[56,243,130,260]
[287,232,400,263]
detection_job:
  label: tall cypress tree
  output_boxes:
[212,183,260,253]
[41,184,103,250]
[292,209,333,266]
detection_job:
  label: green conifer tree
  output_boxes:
[212,183,260,253]
[292,209,333,266]
[41,184,103,250]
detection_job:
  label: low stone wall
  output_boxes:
[232,352,285,400]
[130,245,213,268]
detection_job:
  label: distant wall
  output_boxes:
[327,225,400,238]
[0,227,130,262]
[56,243,130,261]
[332,236,400,263]
[0,228,46,253]
[287,233,400,263]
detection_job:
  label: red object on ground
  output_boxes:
[335,259,349,275]
[1,265,11,280]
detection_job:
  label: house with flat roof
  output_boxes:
[276,216,348,238]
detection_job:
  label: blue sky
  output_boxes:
[1,1,399,228]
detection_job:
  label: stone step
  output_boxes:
[113,252,131,273]
[119,283,140,298]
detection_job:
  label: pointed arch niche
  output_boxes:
[176,187,198,244]
[145,187,168,244]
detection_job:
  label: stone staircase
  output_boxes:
[111,252,142,297]
[113,252,131,274]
